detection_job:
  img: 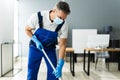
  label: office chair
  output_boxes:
[95,51,110,70]
[87,34,110,70]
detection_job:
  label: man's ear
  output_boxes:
[52,9,56,13]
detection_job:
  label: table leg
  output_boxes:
[88,51,90,75]
[83,50,90,76]
[70,52,75,76]
[83,50,86,71]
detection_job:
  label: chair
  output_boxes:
[95,51,110,70]
[87,34,110,70]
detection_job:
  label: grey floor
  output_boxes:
[0,57,120,80]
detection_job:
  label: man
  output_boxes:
[25,1,70,80]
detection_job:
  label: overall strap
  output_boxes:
[37,12,43,28]
[55,21,65,32]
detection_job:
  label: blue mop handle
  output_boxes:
[41,49,63,80]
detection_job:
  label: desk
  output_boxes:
[66,48,75,76]
[83,48,120,76]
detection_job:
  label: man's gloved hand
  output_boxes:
[31,35,43,50]
[53,59,64,78]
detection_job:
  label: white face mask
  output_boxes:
[53,16,63,25]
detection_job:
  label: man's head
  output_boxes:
[51,1,71,24]
[56,1,71,15]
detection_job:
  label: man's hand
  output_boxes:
[31,35,43,50]
[53,59,64,78]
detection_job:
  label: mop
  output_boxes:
[40,48,63,80]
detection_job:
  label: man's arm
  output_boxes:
[58,38,67,59]
[25,25,43,50]
[52,38,67,78]
[25,25,34,38]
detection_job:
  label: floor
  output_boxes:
[0,57,120,80]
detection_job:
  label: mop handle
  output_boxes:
[41,49,63,80]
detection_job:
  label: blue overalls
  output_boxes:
[27,12,64,80]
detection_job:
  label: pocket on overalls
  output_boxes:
[41,34,53,46]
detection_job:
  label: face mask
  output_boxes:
[53,17,63,25]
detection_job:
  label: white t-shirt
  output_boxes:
[27,10,68,39]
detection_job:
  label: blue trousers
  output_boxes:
[27,45,58,80]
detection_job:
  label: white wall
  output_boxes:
[0,0,14,77]
[0,45,1,76]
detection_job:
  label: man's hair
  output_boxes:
[56,1,71,15]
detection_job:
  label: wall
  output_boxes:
[66,0,120,46]
[0,0,14,42]
[0,0,14,77]
[18,0,120,56]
